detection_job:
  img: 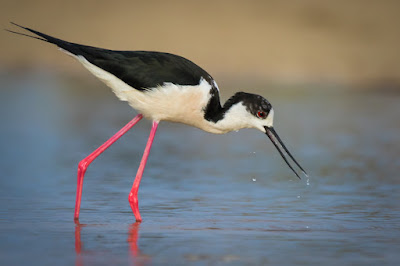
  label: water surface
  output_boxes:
[0,71,399,265]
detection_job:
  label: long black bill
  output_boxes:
[265,126,308,179]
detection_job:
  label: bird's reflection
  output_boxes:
[74,220,149,265]
[74,221,84,266]
[127,222,141,257]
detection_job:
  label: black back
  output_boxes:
[9,23,214,91]
[73,49,215,90]
[8,23,227,122]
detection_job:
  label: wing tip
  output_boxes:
[6,22,48,42]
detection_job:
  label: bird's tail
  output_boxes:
[6,22,76,49]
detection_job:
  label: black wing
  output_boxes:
[8,23,214,90]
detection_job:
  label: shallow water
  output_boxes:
[0,71,399,265]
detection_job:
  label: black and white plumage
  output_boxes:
[8,23,274,133]
[8,23,308,222]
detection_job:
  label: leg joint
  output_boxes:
[78,160,89,173]
[128,192,138,205]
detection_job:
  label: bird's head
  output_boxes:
[221,92,307,179]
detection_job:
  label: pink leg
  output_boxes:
[129,121,159,222]
[74,114,143,221]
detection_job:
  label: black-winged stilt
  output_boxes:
[8,23,308,222]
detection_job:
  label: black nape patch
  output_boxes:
[203,82,223,122]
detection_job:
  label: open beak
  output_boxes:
[264,126,308,179]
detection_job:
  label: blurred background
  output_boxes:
[2,0,400,89]
[1,1,400,265]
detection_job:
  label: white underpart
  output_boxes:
[60,49,133,101]
[61,49,274,134]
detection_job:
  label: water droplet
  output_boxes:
[297,195,301,198]
[306,226,309,229]
[252,151,256,154]
[252,178,256,182]
[306,178,310,186]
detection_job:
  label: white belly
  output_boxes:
[125,79,212,124]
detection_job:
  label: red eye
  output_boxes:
[257,111,266,118]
